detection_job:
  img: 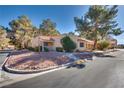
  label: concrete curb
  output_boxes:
[0,66,67,87]
[3,50,91,74]
[4,62,72,74]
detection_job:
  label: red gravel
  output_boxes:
[6,50,74,70]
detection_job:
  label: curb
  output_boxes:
[2,50,90,74]
[0,66,67,87]
[3,62,72,74]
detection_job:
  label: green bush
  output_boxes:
[44,47,49,52]
[28,47,39,52]
[56,47,64,52]
[28,47,34,51]
[97,40,110,50]
[28,46,49,52]
[61,36,76,52]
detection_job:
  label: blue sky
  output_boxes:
[0,5,124,44]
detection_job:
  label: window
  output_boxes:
[44,42,49,46]
[80,42,84,47]
[44,42,53,46]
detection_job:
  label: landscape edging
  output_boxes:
[3,62,71,74]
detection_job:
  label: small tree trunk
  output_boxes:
[93,39,97,50]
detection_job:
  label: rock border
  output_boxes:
[2,51,75,74]
[3,50,92,74]
[3,62,72,74]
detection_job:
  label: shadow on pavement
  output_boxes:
[93,53,116,58]
[66,63,86,69]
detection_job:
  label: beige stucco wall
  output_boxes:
[30,36,62,51]
[30,35,93,51]
[69,36,87,51]
[53,38,62,47]
[31,37,40,47]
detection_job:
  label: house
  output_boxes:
[31,35,94,51]
[108,39,117,49]
[68,35,94,51]
[31,36,62,51]
[106,36,117,49]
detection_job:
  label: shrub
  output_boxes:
[56,47,64,52]
[44,47,49,52]
[97,40,110,50]
[28,47,39,52]
[61,36,76,52]
[28,46,49,52]
[28,47,34,51]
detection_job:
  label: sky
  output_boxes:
[0,5,124,44]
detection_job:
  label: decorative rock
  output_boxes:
[75,59,86,64]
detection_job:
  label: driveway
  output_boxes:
[3,49,124,88]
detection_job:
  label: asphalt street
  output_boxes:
[3,49,124,88]
[0,52,9,66]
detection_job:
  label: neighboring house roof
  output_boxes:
[68,35,94,44]
[77,37,94,44]
[34,35,94,45]
[36,35,62,42]
[106,36,117,45]
[106,35,117,41]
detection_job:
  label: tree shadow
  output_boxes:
[93,53,116,58]
[66,63,86,69]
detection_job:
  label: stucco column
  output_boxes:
[41,41,44,52]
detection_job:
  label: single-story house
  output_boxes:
[31,35,117,51]
[31,35,94,51]
[108,39,117,48]
[106,36,117,48]
[69,35,94,51]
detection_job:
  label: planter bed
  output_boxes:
[4,50,74,73]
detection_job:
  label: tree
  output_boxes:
[62,32,75,36]
[68,32,75,36]
[74,5,123,50]
[9,15,32,31]
[9,15,37,49]
[61,36,76,52]
[0,26,10,50]
[39,19,60,36]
